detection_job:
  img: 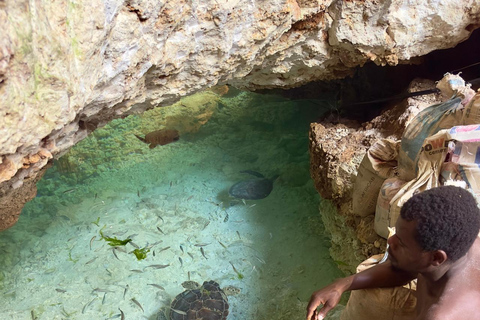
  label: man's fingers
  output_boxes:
[306,307,315,320]
[306,303,320,320]
[313,310,324,320]
[316,304,332,320]
[306,298,320,320]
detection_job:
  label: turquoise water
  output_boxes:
[0,89,343,320]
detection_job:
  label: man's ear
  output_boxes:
[431,250,448,266]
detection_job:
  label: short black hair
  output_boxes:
[401,186,480,262]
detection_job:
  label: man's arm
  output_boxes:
[306,260,417,320]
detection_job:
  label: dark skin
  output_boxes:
[306,217,480,320]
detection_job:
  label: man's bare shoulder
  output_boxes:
[424,290,480,320]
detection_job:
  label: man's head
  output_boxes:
[401,186,480,262]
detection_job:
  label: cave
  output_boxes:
[1,1,480,319]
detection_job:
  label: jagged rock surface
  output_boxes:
[309,79,443,272]
[0,0,479,230]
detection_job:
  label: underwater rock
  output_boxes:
[134,129,180,149]
[228,170,278,200]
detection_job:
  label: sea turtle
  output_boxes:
[181,281,201,290]
[170,280,230,320]
[228,170,279,200]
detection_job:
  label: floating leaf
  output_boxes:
[132,248,150,260]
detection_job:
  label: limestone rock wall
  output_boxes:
[0,0,479,230]
[309,79,443,273]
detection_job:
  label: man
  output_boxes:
[306,185,480,320]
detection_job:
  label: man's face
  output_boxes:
[387,217,431,273]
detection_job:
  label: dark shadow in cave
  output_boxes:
[259,28,480,123]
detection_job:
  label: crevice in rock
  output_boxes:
[259,28,480,124]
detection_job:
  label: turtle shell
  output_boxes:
[228,178,273,200]
[170,280,229,320]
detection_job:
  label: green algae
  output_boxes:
[99,227,132,247]
[132,247,150,260]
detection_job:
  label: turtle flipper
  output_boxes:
[239,170,264,178]
[134,134,147,144]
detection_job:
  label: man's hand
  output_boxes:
[306,278,350,320]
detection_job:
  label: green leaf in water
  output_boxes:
[91,217,101,227]
[68,251,79,264]
[99,226,132,246]
[132,248,150,260]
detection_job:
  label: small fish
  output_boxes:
[158,246,170,253]
[147,283,165,290]
[188,271,191,280]
[157,214,164,223]
[129,241,140,249]
[229,261,244,279]
[112,248,121,260]
[236,231,241,239]
[203,221,210,230]
[187,252,194,259]
[242,199,247,205]
[187,195,194,201]
[119,308,125,320]
[63,188,76,194]
[115,246,127,253]
[145,240,163,250]
[82,297,96,314]
[194,243,210,247]
[93,288,115,293]
[254,255,266,264]
[157,227,165,235]
[153,250,156,257]
[200,247,207,260]
[180,245,184,253]
[143,264,170,270]
[131,298,144,313]
[134,129,180,149]
[137,190,140,197]
[179,257,183,267]
[130,269,143,273]
[123,285,129,299]
[90,236,96,250]
[170,181,173,187]
[217,240,228,249]
[31,310,36,320]
[171,308,187,316]
[102,292,107,305]
[94,193,98,199]
[105,268,113,276]
[55,288,66,293]
[224,213,229,222]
